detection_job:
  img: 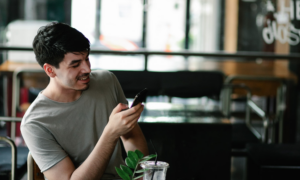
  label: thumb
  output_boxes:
[112,103,128,114]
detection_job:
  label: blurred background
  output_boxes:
[1,0,298,69]
[1,0,300,180]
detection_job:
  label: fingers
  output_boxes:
[122,105,144,125]
[119,103,143,125]
[111,103,128,115]
[124,109,143,124]
[108,103,144,136]
[122,103,144,116]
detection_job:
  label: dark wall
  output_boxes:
[237,0,265,52]
[289,0,300,143]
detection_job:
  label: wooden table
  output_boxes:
[189,60,297,96]
[0,61,42,72]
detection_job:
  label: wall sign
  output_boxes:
[263,0,300,45]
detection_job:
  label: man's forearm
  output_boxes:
[121,124,149,156]
[70,128,119,180]
[72,104,146,179]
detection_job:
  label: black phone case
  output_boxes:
[131,88,148,108]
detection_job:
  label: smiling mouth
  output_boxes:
[78,74,90,81]
[79,76,88,80]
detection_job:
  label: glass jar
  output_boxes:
[140,161,169,180]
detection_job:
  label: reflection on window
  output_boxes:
[72,0,143,50]
[90,55,144,71]
[71,0,96,44]
[147,0,186,51]
[189,0,221,52]
[72,0,144,70]
[148,55,186,72]
[100,0,143,50]
[146,0,186,71]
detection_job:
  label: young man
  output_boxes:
[21,22,148,180]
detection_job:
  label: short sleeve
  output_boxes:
[110,72,128,105]
[21,122,68,172]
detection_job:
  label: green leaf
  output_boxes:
[135,168,149,173]
[135,150,144,159]
[139,154,157,163]
[141,154,157,160]
[133,174,144,179]
[120,165,133,176]
[115,167,131,180]
[125,156,137,169]
[128,151,139,162]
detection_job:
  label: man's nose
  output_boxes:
[82,60,91,73]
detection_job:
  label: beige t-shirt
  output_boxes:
[21,70,127,179]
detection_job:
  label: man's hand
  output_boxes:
[107,103,144,139]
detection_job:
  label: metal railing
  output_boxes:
[1,46,300,59]
[1,46,300,71]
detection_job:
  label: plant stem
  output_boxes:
[131,160,140,180]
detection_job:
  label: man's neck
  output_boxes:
[42,82,82,103]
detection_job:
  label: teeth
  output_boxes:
[79,77,88,80]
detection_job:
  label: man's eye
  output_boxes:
[73,64,79,68]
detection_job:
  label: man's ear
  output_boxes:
[43,63,56,78]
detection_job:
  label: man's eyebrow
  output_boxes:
[69,60,81,66]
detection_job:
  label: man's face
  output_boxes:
[54,52,91,91]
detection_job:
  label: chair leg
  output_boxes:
[0,136,16,180]
[27,152,34,180]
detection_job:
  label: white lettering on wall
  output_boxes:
[290,0,294,20]
[263,20,300,45]
[262,0,300,45]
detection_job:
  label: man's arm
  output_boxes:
[121,123,149,157]
[43,103,144,180]
[44,128,119,180]
[121,103,149,156]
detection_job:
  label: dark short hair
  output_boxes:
[33,22,90,68]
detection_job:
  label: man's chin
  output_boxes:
[75,84,90,91]
[81,84,90,91]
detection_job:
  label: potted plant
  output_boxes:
[115,150,157,180]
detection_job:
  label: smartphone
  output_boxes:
[130,88,148,108]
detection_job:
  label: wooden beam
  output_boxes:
[224,0,239,52]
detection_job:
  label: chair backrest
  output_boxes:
[111,70,225,99]
[0,136,16,180]
[27,152,44,180]
[111,71,161,98]
[160,71,224,98]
